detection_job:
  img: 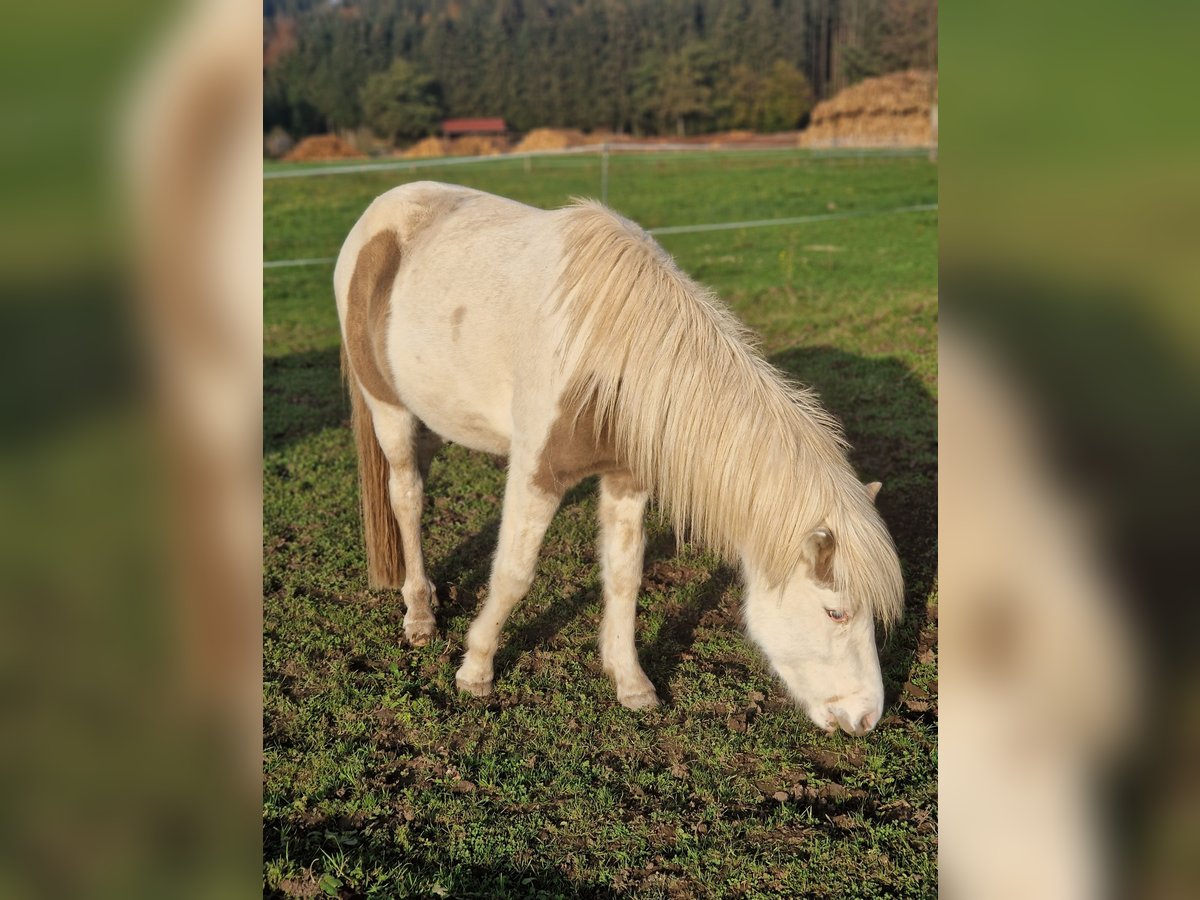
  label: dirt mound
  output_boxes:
[799,69,937,148]
[514,127,587,152]
[282,134,363,162]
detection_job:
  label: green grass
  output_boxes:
[265,150,937,898]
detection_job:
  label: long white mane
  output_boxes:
[553,200,904,626]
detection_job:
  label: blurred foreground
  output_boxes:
[0,0,1197,895]
[0,0,261,895]
[941,1,1200,895]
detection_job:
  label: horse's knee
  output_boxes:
[490,564,535,602]
[388,465,424,507]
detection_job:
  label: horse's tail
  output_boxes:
[341,345,405,589]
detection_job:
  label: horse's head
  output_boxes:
[743,481,891,736]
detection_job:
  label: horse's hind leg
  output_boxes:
[456,466,562,696]
[597,472,658,709]
[371,403,439,645]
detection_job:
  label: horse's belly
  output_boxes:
[387,327,515,456]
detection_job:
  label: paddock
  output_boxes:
[264,148,937,897]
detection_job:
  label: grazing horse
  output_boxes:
[334,182,903,735]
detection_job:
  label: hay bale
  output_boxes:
[799,69,937,148]
[282,134,363,161]
[514,127,587,153]
[402,136,450,158]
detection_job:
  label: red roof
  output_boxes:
[442,117,506,135]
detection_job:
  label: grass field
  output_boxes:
[264,150,938,898]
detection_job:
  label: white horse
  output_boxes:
[333,181,903,735]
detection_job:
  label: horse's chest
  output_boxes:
[531,398,624,494]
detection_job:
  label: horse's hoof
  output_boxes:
[404,618,437,647]
[455,672,493,698]
[618,689,660,710]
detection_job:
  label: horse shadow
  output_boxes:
[430,479,602,667]
[264,345,344,455]
[264,818,618,898]
[639,556,739,706]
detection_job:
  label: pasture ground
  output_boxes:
[264,150,938,898]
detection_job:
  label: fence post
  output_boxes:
[600,142,609,205]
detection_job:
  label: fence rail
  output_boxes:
[264,203,937,270]
[263,143,933,182]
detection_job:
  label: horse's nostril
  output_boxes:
[831,706,879,736]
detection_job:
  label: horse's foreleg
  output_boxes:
[598,472,658,709]
[373,404,439,646]
[456,469,562,696]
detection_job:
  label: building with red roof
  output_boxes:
[441,118,507,137]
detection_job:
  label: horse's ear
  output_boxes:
[864,481,882,504]
[805,527,836,587]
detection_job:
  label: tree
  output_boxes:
[264,0,937,139]
[758,61,814,131]
[636,43,724,136]
[359,59,442,145]
[842,0,938,84]
[726,64,762,130]
[723,61,812,132]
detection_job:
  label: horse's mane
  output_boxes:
[552,200,903,626]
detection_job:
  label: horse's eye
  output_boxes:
[826,608,849,623]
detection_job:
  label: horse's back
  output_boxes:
[335,182,569,455]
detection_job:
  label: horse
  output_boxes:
[333,181,904,736]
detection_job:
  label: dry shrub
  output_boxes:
[264,127,294,159]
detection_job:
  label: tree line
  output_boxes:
[264,0,936,143]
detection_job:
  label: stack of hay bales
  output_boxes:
[799,69,937,148]
[282,134,363,161]
[513,127,587,152]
